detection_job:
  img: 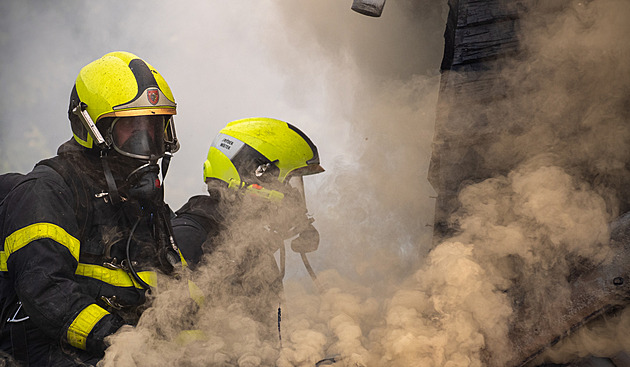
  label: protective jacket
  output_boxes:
[0,140,169,366]
[172,194,284,340]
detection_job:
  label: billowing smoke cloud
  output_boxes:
[272,159,612,366]
[264,0,629,365]
[540,307,630,363]
[102,198,292,366]
[101,0,448,365]
[102,0,628,365]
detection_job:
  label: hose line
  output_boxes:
[300,252,324,294]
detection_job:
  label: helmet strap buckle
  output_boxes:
[255,162,272,177]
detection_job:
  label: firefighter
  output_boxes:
[172,117,324,341]
[0,51,181,366]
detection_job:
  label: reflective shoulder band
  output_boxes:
[2,223,80,271]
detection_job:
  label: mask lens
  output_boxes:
[111,115,166,159]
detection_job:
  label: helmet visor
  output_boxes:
[287,175,306,202]
[285,175,309,213]
[111,115,166,160]
[164,116,180,153]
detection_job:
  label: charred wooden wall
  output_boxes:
[428,0,630,365]
[429,0,525,241]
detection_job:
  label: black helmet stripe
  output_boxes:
[68,85,89,142]
[286,123,320,165]
[230,143,279,182]
[113,59,159,109]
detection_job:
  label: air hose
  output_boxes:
[126,217,153,291]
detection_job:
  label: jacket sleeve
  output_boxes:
[172,195,226,269]
[1,166,123,356]
[171,214,208,269]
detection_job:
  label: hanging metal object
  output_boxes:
[351,0,386,17]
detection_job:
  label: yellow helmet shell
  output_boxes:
[203,117,323,186]
[70,51,176,149]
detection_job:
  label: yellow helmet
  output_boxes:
[203,117,324,196]
[68,51,179,159]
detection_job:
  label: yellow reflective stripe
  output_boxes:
[1,223,80,271]
[176,329,207,345]
[178,249,188,268]
[67,304,109,350]
[0,252,7,272]
[73,132,93,149]
[138,270,157,288]
[76,263,157,288]
[188,279,205,307]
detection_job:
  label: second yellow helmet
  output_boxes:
[203,117,324,189]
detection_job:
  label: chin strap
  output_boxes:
[161,152,173,182]
[156,153,180,269]
[101,153,121,204]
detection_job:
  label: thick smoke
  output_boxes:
[263,0,629,366]
[103,0,630,366]
[539,307,630,363]
[266,0,447,280]
[102,0,447,365]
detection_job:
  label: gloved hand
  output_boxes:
[290,223,319,253]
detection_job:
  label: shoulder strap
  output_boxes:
[35,156,93,243]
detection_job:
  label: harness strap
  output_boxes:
[161,153,172,181]
[100,156,121,205]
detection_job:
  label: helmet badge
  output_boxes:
[147,88,159,105]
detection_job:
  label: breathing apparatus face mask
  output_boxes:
[235,173,319,253]
[103,115,169,204]
[282,176,319,253]
[126,162,162,204]
[212,142,322,252]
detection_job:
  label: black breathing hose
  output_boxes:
[126,216,152,291]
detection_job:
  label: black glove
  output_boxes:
[290,223,319,253]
